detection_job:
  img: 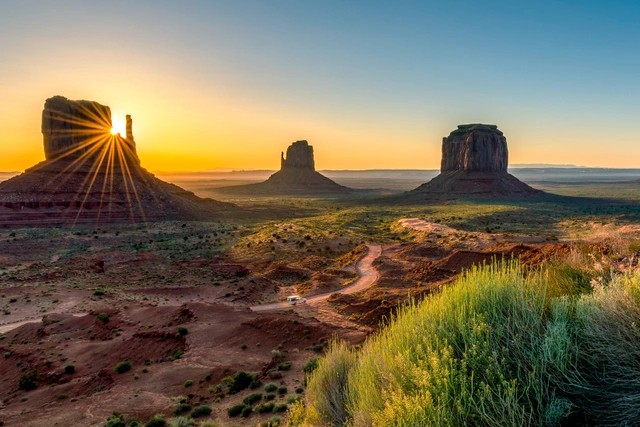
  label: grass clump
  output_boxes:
[96,313,110,323]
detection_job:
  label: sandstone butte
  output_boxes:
[0,96,234,227]
[408,124,540,199]
[218,140,352,195]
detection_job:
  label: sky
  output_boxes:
[0,0,638,171]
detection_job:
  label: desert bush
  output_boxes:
[184,380,193,387]
[264,383,277,393]
[227,403,248,417]
[174,402,191,416]
[168,416,194,427]
[551,271,640,425]
[64,364,75,374]
[273,403,288,413]
[145,414,166,427]
[277,361,292,371]
[249,379,262,389]
[96,313,110,323]
[114,361,132,374]
[241,405,252,417]
[303,340,356,426]
[224,370,255,394]
[264,392,276,401]
[190,405,212,418]
[19,369,38,391]
[104,412,126,427]
[243,392,263,405]
[262,416,282,427]
[176,326,188,336]
[277,386,288,395]
[256,401,275,413]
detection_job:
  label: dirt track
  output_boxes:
[250,244,382,312]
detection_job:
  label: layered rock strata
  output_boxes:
[409,124,539,198]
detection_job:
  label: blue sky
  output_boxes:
[1,0,638,170]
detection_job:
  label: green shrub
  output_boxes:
[19,369,38,391]
[262,416,281,427]
[264,383,277,393]
[176,326,188,336]
[241,405,252,417]
[173,402,191,416]
[277,361,292,371]
[144,414,166,427]
[224,370,254,394]
[243,392,263,405]
[96,313,110,323]
[190,405,212,418]
[263,392,276,401]
[272,403,288,413]
[114,361,132,374]
[183,379,193,387]
[256,401,275,413]
[104,412,126,427]
[64,364,75,374]
[227,403,247,417]
[249,379,262,389]
[277,386,287,395]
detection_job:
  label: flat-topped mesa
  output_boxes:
[441,124,508,173]
[407,124,540,199]
[280,140,315,170]
[41,95,139,164]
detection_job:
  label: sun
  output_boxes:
[110,116,126,136]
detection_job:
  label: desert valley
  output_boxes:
[1,2,639,427]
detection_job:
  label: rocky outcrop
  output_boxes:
[218,140,352,195]
[408,124,539,199]
[0,96,234,227]
[441,124,507,173]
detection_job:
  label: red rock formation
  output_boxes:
[0,96,234,227]
[219,140,351,195]
[409,124,539,199]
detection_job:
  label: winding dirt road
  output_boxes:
[251,244,382,312]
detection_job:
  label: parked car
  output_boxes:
[287,295,307,305]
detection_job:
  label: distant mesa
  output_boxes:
[408,124,540,198]
[218,140,352,195]
[0,95,233,226]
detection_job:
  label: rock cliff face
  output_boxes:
[409,124,539,199]
[441,124,507,173]
[281,140,315,170]
[0,96,233,226]
[219,140,351,195]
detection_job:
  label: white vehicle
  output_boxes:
[287,295,307,305]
